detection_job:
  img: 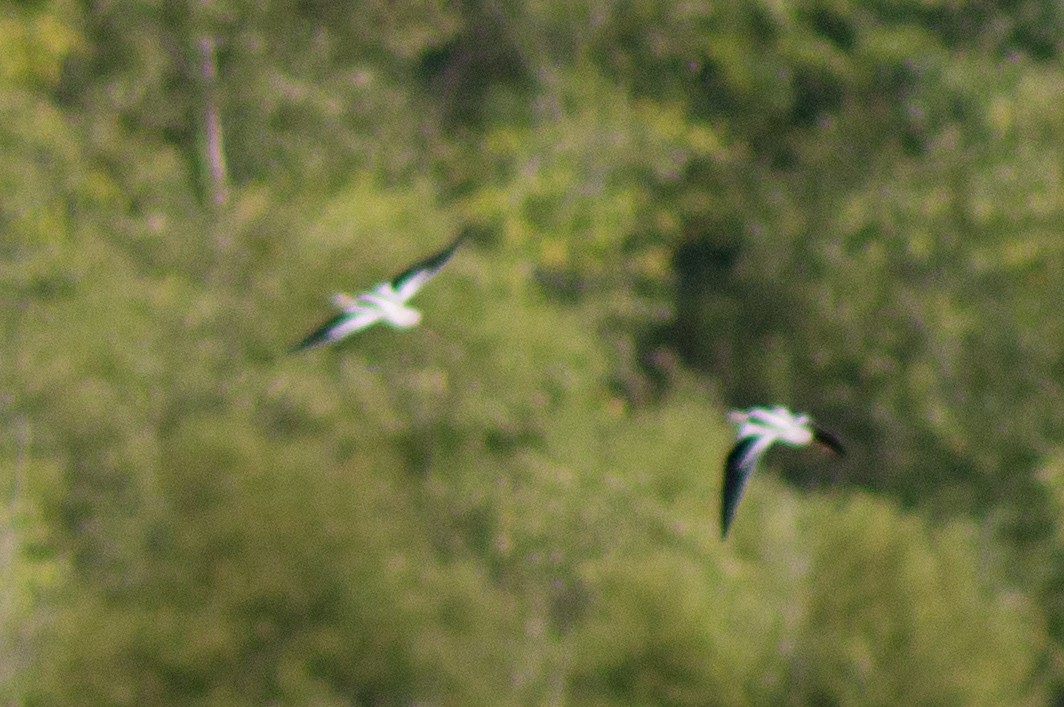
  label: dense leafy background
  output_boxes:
[3,0,1064,703]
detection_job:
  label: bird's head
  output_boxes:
[726,410,748,426]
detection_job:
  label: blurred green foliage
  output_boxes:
[3,0,1064,703]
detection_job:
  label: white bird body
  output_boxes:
[292,235,464,352]
[727,406,815,447]
[356,291,422,329]
[721,405,845,538]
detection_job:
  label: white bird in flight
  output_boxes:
[721,405,845,538]
[291,235,465,352]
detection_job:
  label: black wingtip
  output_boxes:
[436,232,467,262]
[289,308,355,354]
[390,234,467,289]
[720,437,757,539]
[448,231,469,249]
[289,322,337,354]
[720,492,738,539]
[813,426,846,457]
[289,337,322,354]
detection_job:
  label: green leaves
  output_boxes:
[0,3,79,88]
[793,496,1048,706]
[2,0,1064,702]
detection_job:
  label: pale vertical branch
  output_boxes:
[198,33,230,215]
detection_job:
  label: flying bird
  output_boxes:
[291,235,465,352]
[721,405,845,538]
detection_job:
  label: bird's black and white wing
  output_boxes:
[721,434,775,538]
[391,235,465,303]
[812,426,846,456]
[290,306,383,353]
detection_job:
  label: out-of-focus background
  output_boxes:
[4,0,1064,703]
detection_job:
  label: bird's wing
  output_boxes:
[390,234,465,303]
[749,406,797,430]
[813,426,847,456]
[721,434,775,538]
[290,307,383,353]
